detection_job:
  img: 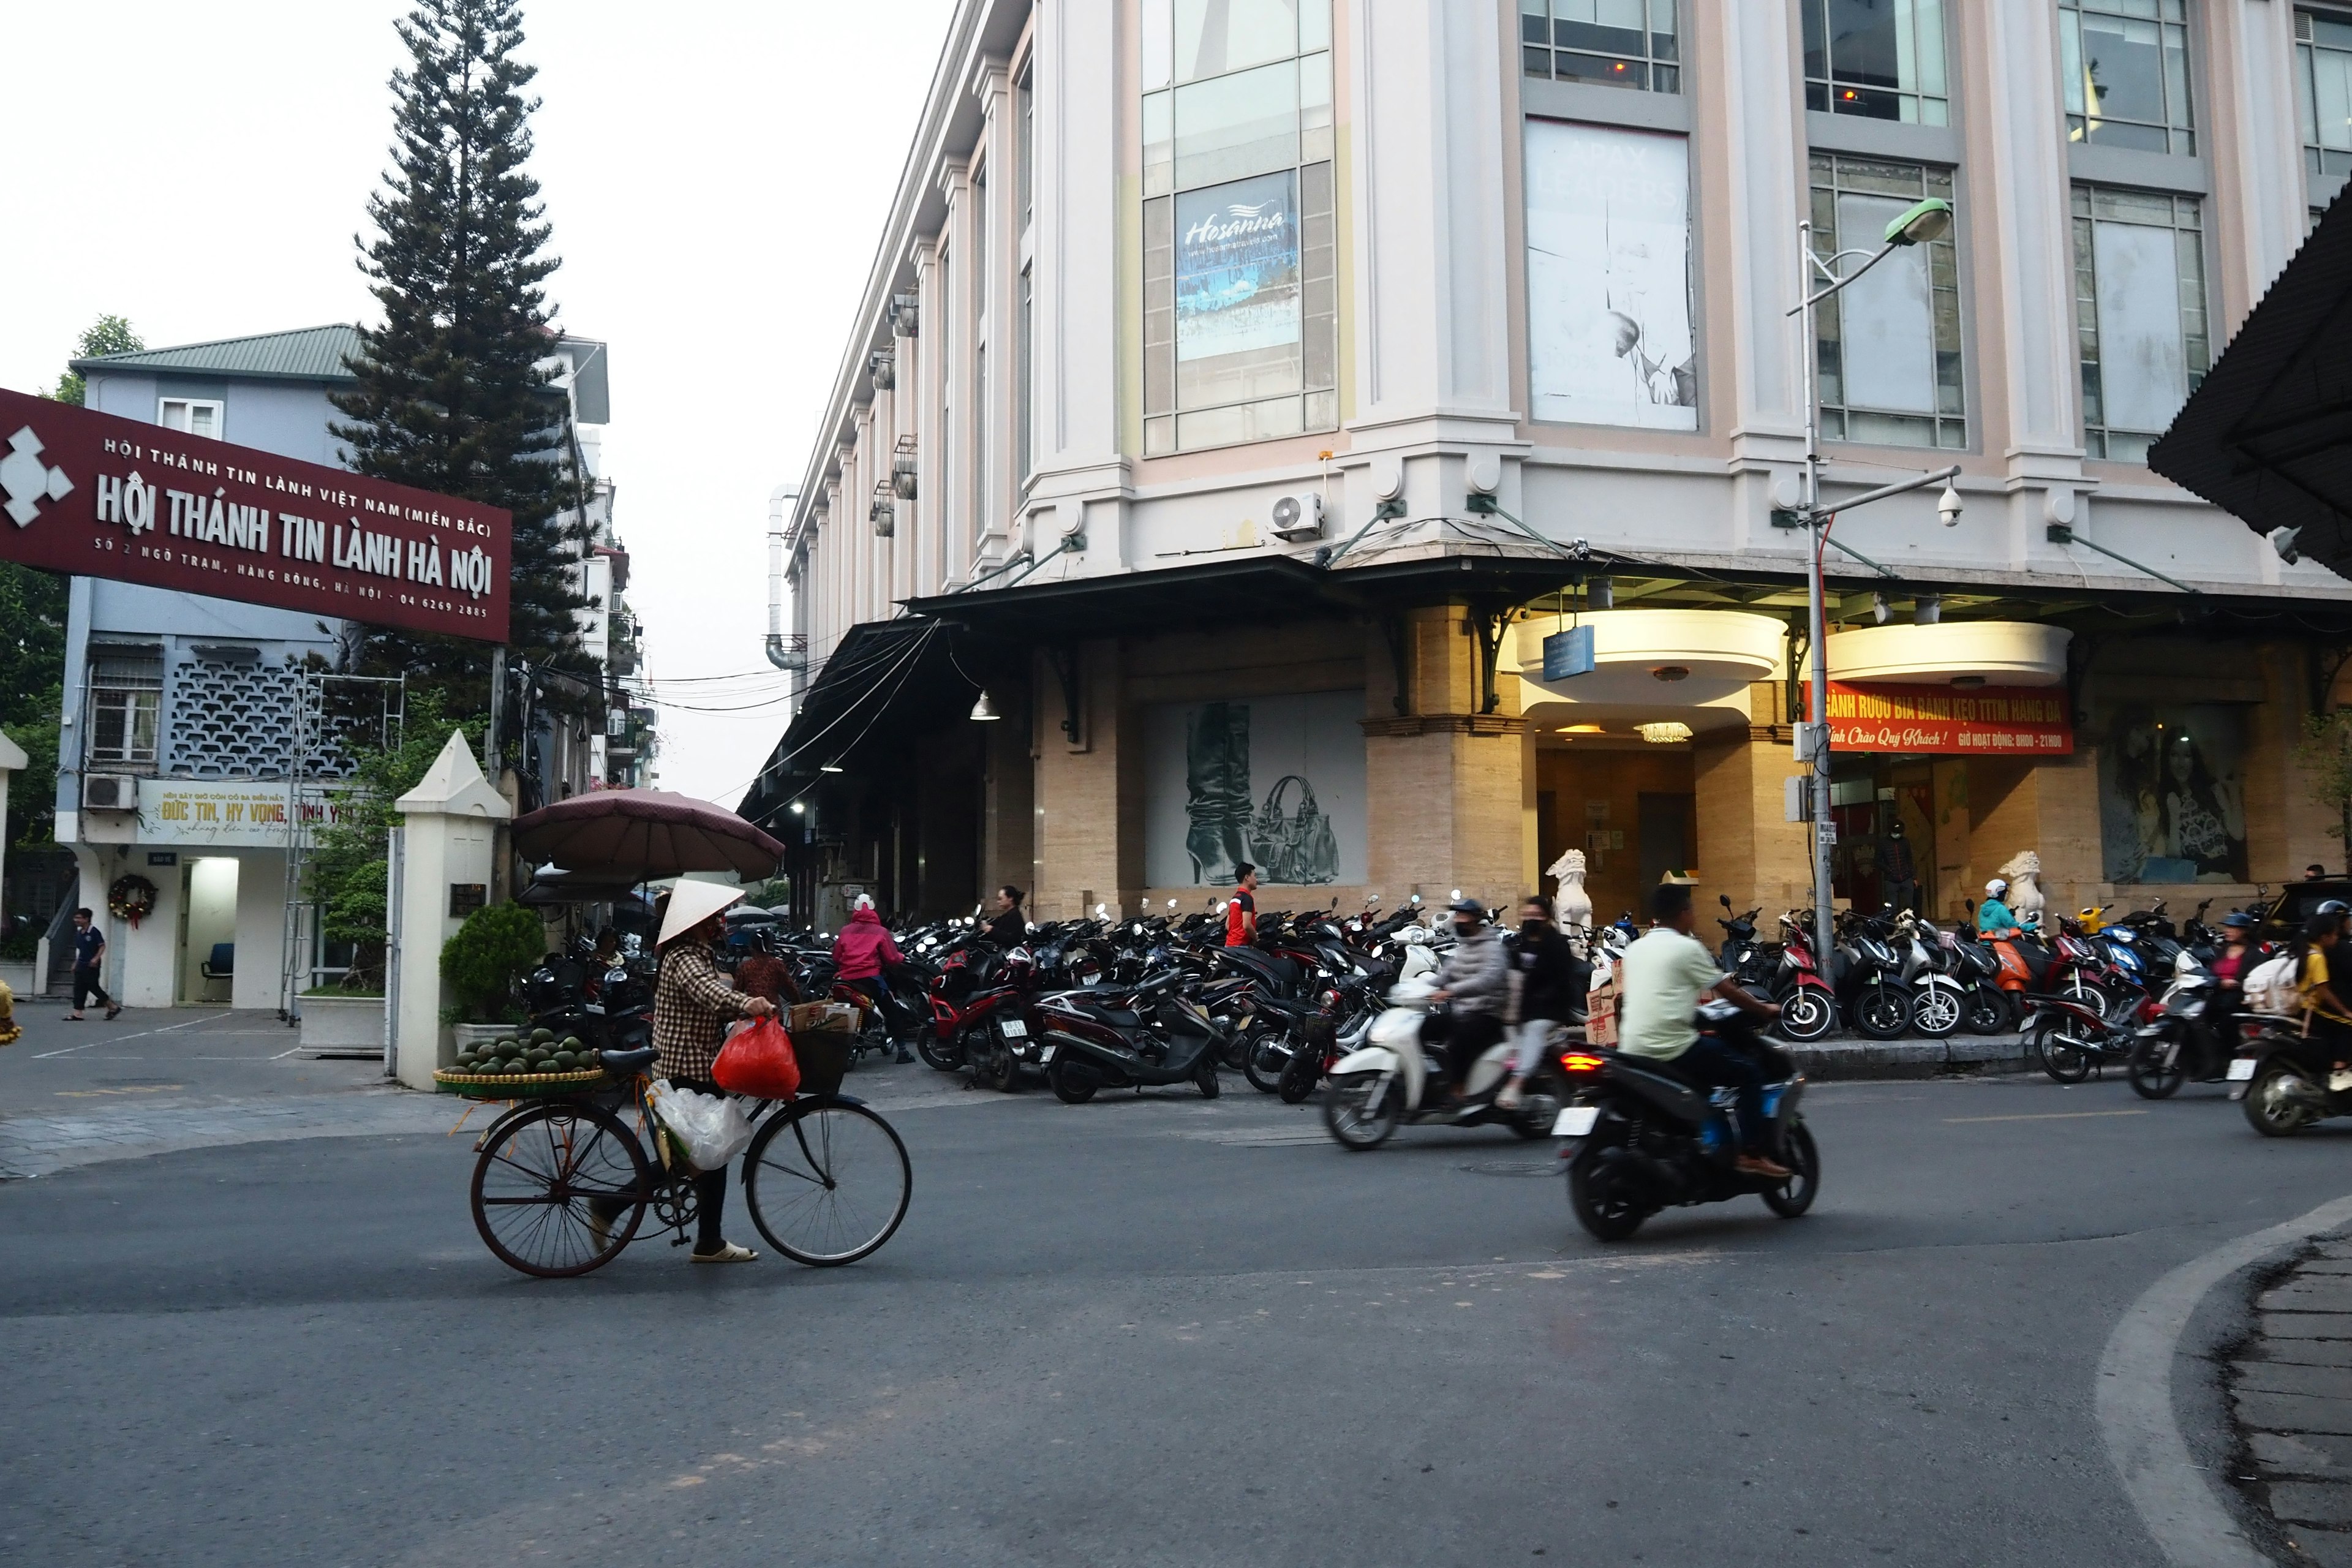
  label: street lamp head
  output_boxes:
[1885,197,1953,247]
[1938,479,1964,527]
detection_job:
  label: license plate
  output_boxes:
[999,1018,1028,1038]
[2227,1057,2257,1082]
[584,1003,605,1015]
[1551,1105,1599,1137]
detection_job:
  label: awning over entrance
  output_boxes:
[737,618,977,824]
[2150,187,2352,578]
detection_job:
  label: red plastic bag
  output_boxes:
[712,1015,801,1100]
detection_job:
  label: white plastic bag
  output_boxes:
[645,1079,752,1170]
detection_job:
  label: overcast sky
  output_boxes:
[0,0,956,805]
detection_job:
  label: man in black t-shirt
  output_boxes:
[65,908,121,1021]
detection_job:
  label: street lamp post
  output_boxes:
[1789,197,1964,954]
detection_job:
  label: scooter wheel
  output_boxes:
[1196,1055,1222,1098]
[1322,1072,1399,1150]
[1242,1030,1290,1094]
[1910,986,1962,1040]
[1777,989,1834,1042]
[916,1029,962,1073]
[2126,1035,2185,1100]
[2244,1062,2316,1137]
[1760,1121,1820,1218]
[985,1043,1021,1093]
[1048,1052,1098,1105]
[1567,1147,1648,1241]
[1964,989,2012,1036]
[1855,985,1909,1041]
[2032,1017,2095,1084]
[1278,1054,1321,1105]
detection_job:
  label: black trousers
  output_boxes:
[71,967,112,1012]
[1443,1012,1506,1089]
[595,1076,729,1252]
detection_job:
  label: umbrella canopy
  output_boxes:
[510,789,785,882]
[2150,185,2352,578]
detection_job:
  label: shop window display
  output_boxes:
[2096,704,2250,884]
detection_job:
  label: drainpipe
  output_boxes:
[764,485,799,671]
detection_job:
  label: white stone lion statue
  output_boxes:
[1998,850,2046,922]
[1547,848,1594,935]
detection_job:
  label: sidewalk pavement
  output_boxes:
[2231,1237,2352,1564]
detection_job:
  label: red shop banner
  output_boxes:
[1807,680,2074,756]
[0,385,508,643]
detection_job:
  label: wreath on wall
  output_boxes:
[108,874,158,929]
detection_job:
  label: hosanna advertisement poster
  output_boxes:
[0,385,511,643]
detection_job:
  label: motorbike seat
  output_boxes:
[1073,1003,1143,1028]
[600,1046,659,1074]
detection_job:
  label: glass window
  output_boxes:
[1017,266,1034,480]
[1524,119,1697,429]
[157,398,222,439]
[1809,154,1965,449]
[2297,9,2352,191]
[1018,63,1035,233]
[1140,1,1336,453]
[1801,0,1948,124]
[2071,184,2208,462]
[2061,0,2196,156]
[1519,0,1679,93]
[88,654,162,767]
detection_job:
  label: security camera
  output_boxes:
[2270,524,2302,565]
[1871,592,1891,625]
[1937,480,1963,527]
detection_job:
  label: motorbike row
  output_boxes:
[510,884,2334,1249]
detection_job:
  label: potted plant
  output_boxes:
[440,901,548,1059]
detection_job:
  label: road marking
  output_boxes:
[29,1015,213,1058]
[1945,1109,2150,1124]
[2097,1191,2352,1567]
[54,1085,184,1098]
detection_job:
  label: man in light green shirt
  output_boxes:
[1615,883,1787,1178]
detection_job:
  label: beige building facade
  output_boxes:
[748,0,2352,932]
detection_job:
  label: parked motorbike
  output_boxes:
[1891,912,1967,1039]
[2127,955,2226,1099]
[1553,999,1819,1241]
[1831,911,1911,1041]
[1321,973,1564,1148]
[1771,912,1838,1042]
[1042,971,1225,1103]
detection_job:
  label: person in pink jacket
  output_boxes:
[832,897,910,1060]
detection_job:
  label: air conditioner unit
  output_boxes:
[83,773,138,812]
[1269,492,1324,543]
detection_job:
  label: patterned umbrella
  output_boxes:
[510,789,784,881]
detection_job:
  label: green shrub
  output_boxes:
[439,902,546,1023]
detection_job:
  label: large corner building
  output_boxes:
[748,0,2352,930]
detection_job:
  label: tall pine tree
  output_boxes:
[332,0,588,712]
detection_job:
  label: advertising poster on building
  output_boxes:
[1174,171,1302,365]
[1523,119,1697,430]
[2095,704,2250,884]
[0,385,510,642]
[1144,691,1366,888]
[1811,682,2074,756]
[135,778,358,848]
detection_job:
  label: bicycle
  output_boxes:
[464,1043,911,1278]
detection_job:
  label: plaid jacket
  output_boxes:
[653,940,756,1083]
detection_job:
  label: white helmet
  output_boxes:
[1985,878,2008,899]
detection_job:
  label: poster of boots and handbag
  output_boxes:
[1142,692,1368,887]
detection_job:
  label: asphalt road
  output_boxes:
[4,1021,2347,1566]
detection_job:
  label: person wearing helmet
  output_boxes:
[1428,899,1509,1099]
[646,881,777,1264]
[1977,878,2019,937]
[2294,908,2352,1079]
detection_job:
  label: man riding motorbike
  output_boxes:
[1428,899,1508,1098]
[1977,878,2019,935]
[1617,883,1790,1180]
[1502,894,1583,1110]
[833,895,913,1063]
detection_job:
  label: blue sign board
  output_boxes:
[1542,625,1596,681]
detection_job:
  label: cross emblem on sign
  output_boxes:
[0,424,74,527]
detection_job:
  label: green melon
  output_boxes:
[552,1052,577,1071]
[560,1036,583,1053]
[532,1028,556,1044]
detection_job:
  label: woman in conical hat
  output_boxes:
[644,881,775,1264]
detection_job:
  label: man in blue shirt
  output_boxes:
[66,908,121,1022]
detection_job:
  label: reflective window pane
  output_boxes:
[2062,1,2196,153]
[1523,0,1679,93]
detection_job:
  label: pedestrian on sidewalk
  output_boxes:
[1226,864,1259,947]
[64,909,121,1022]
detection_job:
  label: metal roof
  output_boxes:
[72,323,363,383]
[2150,183,2352,579]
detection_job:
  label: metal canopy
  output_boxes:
[2151,184,2352,578]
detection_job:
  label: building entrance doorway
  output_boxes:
[179,857,237,1004]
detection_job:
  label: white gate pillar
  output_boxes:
[389,731,511,1090]
[0,729,24,933]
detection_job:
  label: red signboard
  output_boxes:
[1809,680,2074,756]
[0,385,508,642]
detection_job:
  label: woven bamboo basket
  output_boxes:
[433,1066,608,1099]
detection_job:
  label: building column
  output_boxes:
[981,673,1035,910]
[1967,752,2101,921]
[1030,639,1136,920]
[973,59,1015,573]
[938,161,978,589]
[2207,0,2307,322]
[909,236,940,600]
[1964,0,2090,565]
[1360,608,1526,911]
[1691,688,1812,916]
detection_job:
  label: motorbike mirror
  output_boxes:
[1095,903,1108,918]
[1719,894,1732,909]
[1409,894,1423,906]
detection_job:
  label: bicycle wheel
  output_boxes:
[742,1099,913,1266]
[470,1101,650,1278]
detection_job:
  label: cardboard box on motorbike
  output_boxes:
[789,1001,862,1035]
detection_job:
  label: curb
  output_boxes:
[1785,1034,2032,1080]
